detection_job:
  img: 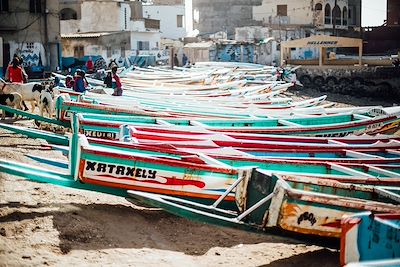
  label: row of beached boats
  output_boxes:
[0,63,399,266]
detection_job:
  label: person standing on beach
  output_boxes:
[110,65,123,96]
[182,53,188,66]
[86,56,94,73]
[73,69,87,93]
[5,57,27,83]
[173,54,179,67]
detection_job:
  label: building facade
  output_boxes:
[192,0,263,38]
[253,0,361,34]
[0,0,61,75]
[60,0,161,66]
[142,3,186,40]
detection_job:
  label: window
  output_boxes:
[277,5,287,16]
[342,7,348,25]
[121,46,126,57]
[348,6,357,25]
[124,8,128,30]
[315,3,322,11]
[137,41,149,50]
[106,46,111,58]
[177,15,183,28]
[74,46,84,58]
[30,0,42,14]
[0,0,9,12]
[332,6,341,25]
[324,4,331,24]
[26,43,34,49]
[60,8,77,20]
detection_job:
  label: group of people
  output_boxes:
[2,53,123,98]
[104,63,123,96]
[62,60,122,96]
[173,53,190,67]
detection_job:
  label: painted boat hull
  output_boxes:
[73,135,252,203]
[341,212,400,266]
[127,170,399,238]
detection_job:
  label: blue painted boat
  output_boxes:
[341,211,400,266]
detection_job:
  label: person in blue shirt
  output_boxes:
[182,53,188,66]
[54,76,65,87]
[73,69,86,93]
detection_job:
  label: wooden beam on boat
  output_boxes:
[367,165,400,178]
[277,119,303,127]
[329,163,375,178]
[344,150,385,159]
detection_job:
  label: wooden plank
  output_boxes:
[329,163,375,178]
[278,119,302,127]
[0,104,70,127]
[344,150,385,159]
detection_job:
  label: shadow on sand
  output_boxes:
[0,202,311,255]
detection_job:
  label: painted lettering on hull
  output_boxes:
[83,160,206,188]
[85,160,156,179]
[84,130,118,140]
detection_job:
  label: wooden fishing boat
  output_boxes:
[340,212,400,266]
[1,120,400,187]
[0,116,252,206]
[72,105,400,139]
[2,120,400,189]
[127,170,399,238]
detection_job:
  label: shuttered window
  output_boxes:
[277,5,287,16]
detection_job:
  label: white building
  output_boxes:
[60,0,161,65]
[142,4,187,40]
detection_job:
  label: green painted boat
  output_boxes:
[127,170,399,238]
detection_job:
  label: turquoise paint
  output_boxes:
[70,113,80,180]
[219,158,349,176]
[356,213,400,262]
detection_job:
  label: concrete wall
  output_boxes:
[0,0,60,70]
[80,2,122,32]
[296,66,400,101]
[235,26,270,42]
[143,5,186,40]
[192,0,263,38]
[61,1,134,33]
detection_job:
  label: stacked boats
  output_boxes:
[0,62,399,266]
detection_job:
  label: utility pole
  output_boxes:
[43,0,49,71]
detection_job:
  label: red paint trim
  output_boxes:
[373,213,400,220]
[94,174,206,188]
[80,146,237,174]
[340,217,361,266]
[80,177,234,201]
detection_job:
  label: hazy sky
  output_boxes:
[362,0,387,26]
